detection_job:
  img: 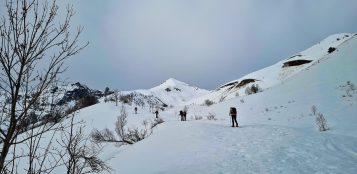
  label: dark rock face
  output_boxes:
[282,59,313,68]
[328,47,336,53]
[218,79,257,90]
[57,82,103,105]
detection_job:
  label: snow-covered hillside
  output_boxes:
[99,33,357,173]
[190,33,356,104]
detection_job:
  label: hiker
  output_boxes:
[183,111,187,121]
[134,107,138,114]
[229,107,239,127]
[155,110,159,118]
[179,110,184,121]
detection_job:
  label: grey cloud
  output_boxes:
[3,0,355,90]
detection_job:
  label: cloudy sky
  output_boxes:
[61,0,357,90]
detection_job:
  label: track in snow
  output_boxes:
[109,121,357,174]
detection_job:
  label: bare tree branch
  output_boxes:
[0,0,97,173]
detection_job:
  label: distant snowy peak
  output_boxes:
[163,78,189,86]
[150,78,190,91]
[148,78,209,106]
[120,78,209,107]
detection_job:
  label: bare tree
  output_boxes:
[0,0,87,172]
[112,90,120,106]
[311,105,317,115]
[316,112,329,132]
[91,105,153,147]
[58,115,111,174]
[206,112,217,120]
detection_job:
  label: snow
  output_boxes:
[7,33,357,173]
[109,121,357,174]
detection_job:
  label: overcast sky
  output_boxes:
[58,0,357,90]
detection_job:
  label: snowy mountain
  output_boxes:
[122,78,209,107]
[190,33,356,104]
[149,78,210,105]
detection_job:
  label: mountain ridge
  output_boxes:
[186,33,356,105]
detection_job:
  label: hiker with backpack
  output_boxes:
[179,110,184,121]
[183,111,187,121]
[229,107,239,127]
[155,110,159,118]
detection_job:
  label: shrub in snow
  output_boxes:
[40,109,63,125]
[151,117,165,129]
[351,84,356,91]
[16,111,41,132]
[345,81,356,97]
[65,105,79,116]
[115,106,151,144]
[125,127,150,143]
[204,99,214,106]
[316,112,329,132]
[91,106,162,147]
[106,90,120,105]
[311,105,317,115]
[251,84,261,93]
[240,99,245,103]
[245,84,262,95]
[219,96,225,102]
[310,105,329,131]
[119,94,133,105]
[206,112,217,120]
[340,81,356,98]
[76,95,98,109]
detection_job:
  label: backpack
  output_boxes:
[230,107,237,115]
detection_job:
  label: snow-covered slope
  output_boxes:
[190,33,356,104]
[102,33,357,173]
